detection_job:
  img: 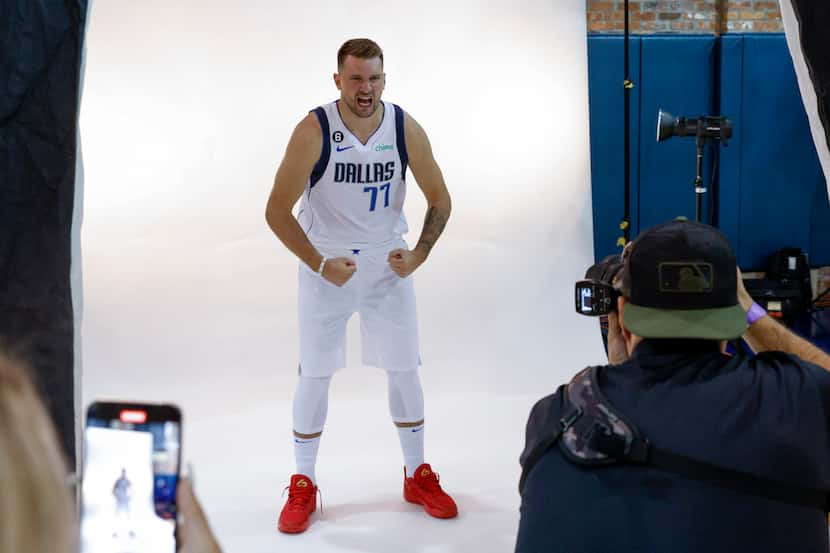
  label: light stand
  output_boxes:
[694,135,705,222]
[657,110,733,223]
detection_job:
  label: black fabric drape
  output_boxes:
[788,0,830,158]
[0,0,88,467]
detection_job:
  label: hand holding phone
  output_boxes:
[176,479,223,553]
[81,402,182,553]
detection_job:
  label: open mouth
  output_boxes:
[357,96,373,108]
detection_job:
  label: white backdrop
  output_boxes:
[79,1,599,550]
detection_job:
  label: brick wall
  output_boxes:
[587,0,783,34]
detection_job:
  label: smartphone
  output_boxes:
[80,402,182,553]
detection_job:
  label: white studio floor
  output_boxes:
[82,367,542,553]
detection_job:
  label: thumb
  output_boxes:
[177,478,222,552]
[177,479,209,530]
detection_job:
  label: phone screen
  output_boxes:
[81,403,181,553]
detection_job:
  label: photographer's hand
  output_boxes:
[606,311,629,365]
[737,268,830,370]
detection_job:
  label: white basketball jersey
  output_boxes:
[297,100,409,249]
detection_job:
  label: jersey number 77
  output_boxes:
[364,182,391,211]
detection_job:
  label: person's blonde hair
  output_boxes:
[0,355,75,553]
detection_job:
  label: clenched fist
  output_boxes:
[387,248,426,278]
[322,257,357,286]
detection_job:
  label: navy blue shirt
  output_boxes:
[516,340,830,553]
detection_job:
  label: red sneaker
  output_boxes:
[403,463,458,519]
[277,474,317,534]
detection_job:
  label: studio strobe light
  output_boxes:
[656,109,734,222]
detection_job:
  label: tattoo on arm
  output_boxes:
[415,206,448,257]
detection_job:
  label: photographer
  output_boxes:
[516,220,830,553]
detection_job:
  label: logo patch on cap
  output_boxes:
[659,262,713,293]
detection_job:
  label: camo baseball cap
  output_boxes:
[619,219,746,340]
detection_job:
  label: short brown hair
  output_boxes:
[0,355,75,553]
[337,38,384,70]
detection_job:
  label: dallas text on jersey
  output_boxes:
[334,162,396,184]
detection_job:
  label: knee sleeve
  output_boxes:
[292,375,332,435]
[386,369,424,423]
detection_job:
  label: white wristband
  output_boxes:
[317,257,328,275]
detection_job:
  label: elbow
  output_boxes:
[438,194,452,221]
[264,205,276,231]
[431,190,452,215]
[265,202,285,234]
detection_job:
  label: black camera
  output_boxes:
[575,254,624,317]
[656,110,733,145]
[575,280,618,316]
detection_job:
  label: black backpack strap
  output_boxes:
[587,403,830,512]
[651,445,830,511]
[519,384,570,494]
[521,368,830,512]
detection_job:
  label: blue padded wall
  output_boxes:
[719,34,830,269]
[638,36,716,232]
[587,35,641,263]
[717,36,743,252]
[588,33,830,269]
[588,35,717,262]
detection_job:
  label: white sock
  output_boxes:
[292,374,332,485]
[397,424,425,477]
[294,436,320,484]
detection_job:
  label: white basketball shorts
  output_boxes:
[297,240,421,377]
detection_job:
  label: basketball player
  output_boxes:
[112,468,134,539]
[265,38,457,534]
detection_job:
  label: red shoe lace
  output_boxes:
[281,485,324,514]
[282,485,314,510]
[419,471,443,493]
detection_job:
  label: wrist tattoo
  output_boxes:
[416,206,448,256]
